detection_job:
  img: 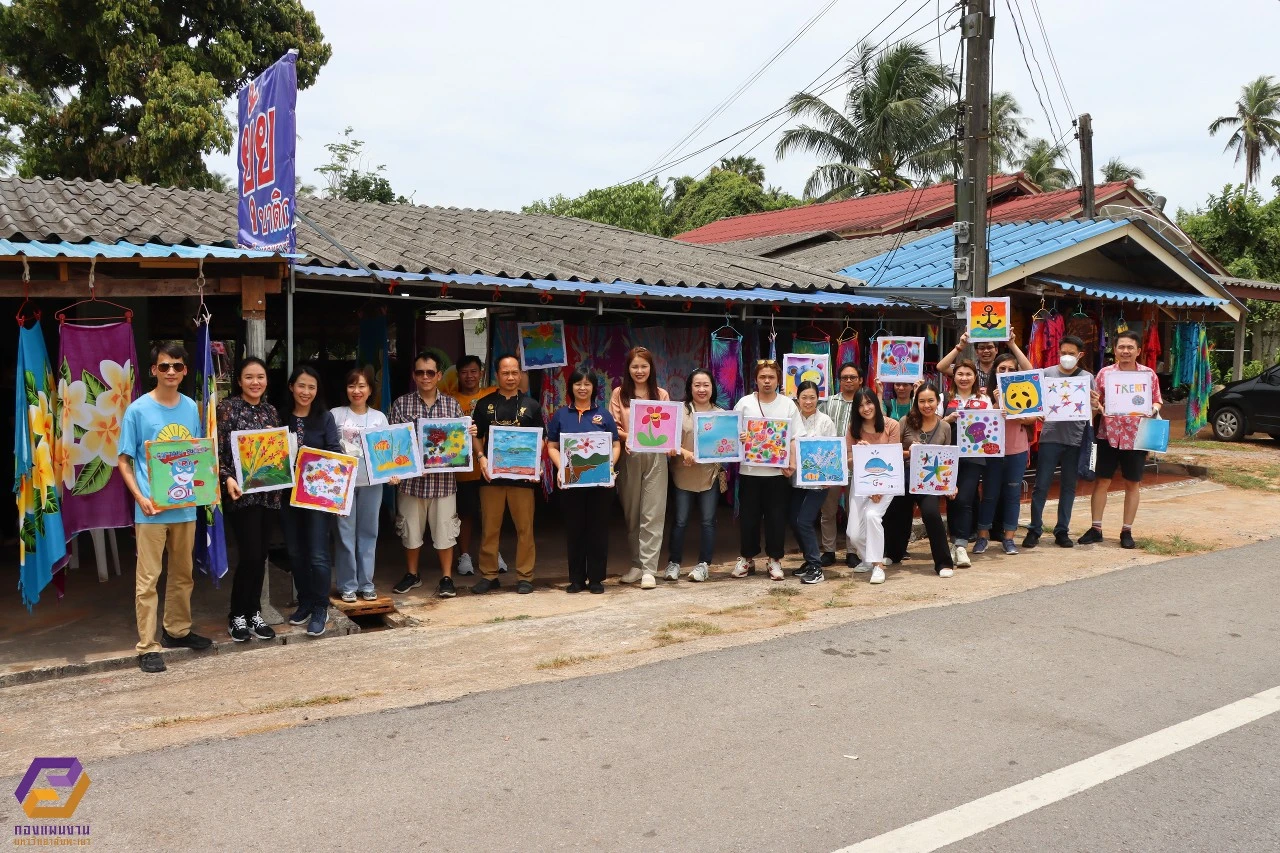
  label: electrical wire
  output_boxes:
[1027,0,1076,119]
[1008,0,1070,144]
[1002,0,1078,184]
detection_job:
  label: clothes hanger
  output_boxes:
[870,311,889,340]
[712,312,740,339]
[793,321,829,342]
[191,258,213,328]
[56,258,134,325]
[837,315,858,342]
[1032,296,1050,321]
[14,256,41,328]
[1072,300,1089,318]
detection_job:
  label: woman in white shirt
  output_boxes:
[790,381,837,584]
[330,367,389,602]
[732,359,799,580]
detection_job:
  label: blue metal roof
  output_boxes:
[292,264,906,308]
[1032,274,1227,307]
[838,219,1129,288]
[0,239,289,260]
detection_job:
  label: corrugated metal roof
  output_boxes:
[0,239,286,260]
[1033,274,1227,307]
[987,181,1139,222]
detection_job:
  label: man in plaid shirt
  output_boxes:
[388,351,464,599]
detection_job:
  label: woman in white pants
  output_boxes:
[845,387,902,585]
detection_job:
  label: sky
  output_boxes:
[208,0,1280,218]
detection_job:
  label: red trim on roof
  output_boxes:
[987,181,1138,221]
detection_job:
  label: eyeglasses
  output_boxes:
[839,374,859,381]
[414,369,439,378]
[156,363,186,373]
[975,344,997,351]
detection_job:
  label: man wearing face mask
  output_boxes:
[1023,336,1094,549]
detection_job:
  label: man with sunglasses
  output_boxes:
[818,362,862,567]
[388,351,464,599]
[118,343,212,673]
[938,330,1032,393]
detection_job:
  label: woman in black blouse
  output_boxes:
[218,357,281,642]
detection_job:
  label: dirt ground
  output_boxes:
[3,475,1279,776]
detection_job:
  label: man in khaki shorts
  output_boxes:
[388,352,463,598]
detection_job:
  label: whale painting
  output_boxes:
[852,444,905,497]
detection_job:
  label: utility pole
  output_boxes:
[1078,112,1095,217]
[953,0,994,315]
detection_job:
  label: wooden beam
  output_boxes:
[0,274,282,297]
[241,275,266,320]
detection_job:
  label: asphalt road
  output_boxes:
[6,539,1279,852]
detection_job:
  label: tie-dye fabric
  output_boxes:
[631,326,709,401]
[710,333,743,410]
[835,335,861,376]
[1186,324,1211,437]
[193,321,229,581]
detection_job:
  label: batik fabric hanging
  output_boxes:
[710,333,744,410]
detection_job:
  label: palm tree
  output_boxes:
[775,41,954,201]
[1208,75,1280,189]
[716,155,766,186]
[1100,157,1144,183]
[988,92,1030,172]
[1019,139,1075,190]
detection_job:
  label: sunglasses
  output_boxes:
[156,362,186,373]
[756,359,779,366]
[413,369,439,378]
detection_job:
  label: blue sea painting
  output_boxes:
[360,423,424,484]
[560,432,614,489]
[852,444,905,497]
[796,436,847,487]
[488,426,543,481]
[517,320,568,370]
[693,411,743,463]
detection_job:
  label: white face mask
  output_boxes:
[1059,354,1079,372]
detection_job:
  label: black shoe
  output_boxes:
[306,608,327,637]
[790,565,808,577]
[565,582,584,593]
[471,577,500,595]
[1021,531,1040,549]
[249,612,276,640]
[801,566,825,584]
[437,577,457,599]
[587,581,605,594]
[1078,527,1103,545]
[392,573,422,595]
[846,552,859,568]
[820,552,835,567]
[161,629,212,650]
[1120,529,1136,549]
[228,615,252,642]
[288,605,311,625]
[1054,532,1075,548]
[138,652,166,673]
[517,581,534,595]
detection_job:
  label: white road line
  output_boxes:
[835,684,1280,853]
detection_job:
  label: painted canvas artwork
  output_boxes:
[560,432,614,489]
[290,447,359,516]
[693,411,743,463]
[852,444,905,497]
[956,410,1006,458]
[1043,376,1092,422]
[1134,417,1170,454]
[517,320,568,370]
[876,336,925,382]
[627,400,683,454]
[231,427,293,494]
[782,354,831,399]
[488,426,543,481]
[360,423,424,484]
[1103,370,1155,416]
[742,418,791,468]
[998,369,1046,417]
[145,438,218,509]
[795,436,848,487]
[909,443,960,495]
[966,297,1011,342]
[417,417,473,473]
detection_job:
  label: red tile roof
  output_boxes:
[987,181,1140,221]
[675,174,1034,244]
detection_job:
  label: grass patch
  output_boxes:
[1137,535,1212,556]
[659,619,724,636]
[148,694,354,729]
[708,603,757,616]
[535,654,600,670]
[487,614,533,623]
[1172,439,1255,453]
[1205,467,1280,491]
[771,608,809,625]
[823,597,854,609]
[767,586,800,598]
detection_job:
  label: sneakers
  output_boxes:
[437,576,457,598]
[587,581,605,594]
[953,543,972,568]
[640,572,657,590]
[688,562,710,583]
[1120,529,1136,549]
[359,588,378,601]
[1022,531,1040,549]
[869,565,886,584]
[392,573,422,594]
[1078,527,1103,545]
[471,577,501,594]
[565,582,583,594]
[1002,539,1019,555]
[801,565,824,584]
[138,652,166,673]
[820,552,836,567]
[497,553,509,573]
[306,609,327,637]
[731,557,753,578]
[516,580,534,594]
[619,567,644,584]
[249,613,276,640]
[767,559,783,580]
[340,590,357,603]
[663,562,680,582]
[1054,532,1075,548]
[972,538,989,554]
[456,553,475,575]
[790,565,808,577]
[228,615,252,642]
[938,567,955,578]
[288,605,311,626]
[161,629,212,650]
[852,561,872,573]
[846,552,859,568]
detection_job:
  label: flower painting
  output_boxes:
[417,417,472,473]
[852,444,905,497]
[517,320,568,370]
[231,426,294,494]
[560,432,614,489]
[361,423,425,484]
[742,418,791,468]
[627,400,682,454]
[795,436,847,486]
[782,354,831,399]
[956,410,1005,458]
[693,411,743,463]
[290,447,359,516]
[876,336,925,382]
[488,426,544,481]
[1043,376,1092,422]
[966,297,1011,342]
[145,438,218,509]
[909,443,960,495]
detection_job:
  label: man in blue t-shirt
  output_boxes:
[118,342,212,673]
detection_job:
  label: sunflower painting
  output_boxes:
[516,320,568,370]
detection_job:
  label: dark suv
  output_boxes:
[1209,363,1280,441]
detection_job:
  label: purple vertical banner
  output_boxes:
[237,52,297,253]
[193,322,229,582]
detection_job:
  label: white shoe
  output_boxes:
[953,544,971,569]
[731,557,752,578]
[768,563,785,581]
[456,553,475,575]
[640,572,657,589]
[663,561,680,582]
[853,562,872,573]
[620,567,643,584]
[688,562,710,582]
[938,567,954,578]
[497,553,509,573]
[882,557,894,566]
[870,566,886,584]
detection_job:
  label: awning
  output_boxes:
[0,239,291,260]
[1031,274,1227,308]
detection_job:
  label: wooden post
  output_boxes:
[1079,113,1095,218]
[1233,315,1247,381]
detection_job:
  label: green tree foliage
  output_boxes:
[317,127,408,204]
[988,92,1030,173]
[1019,138,1075,190]
[1178,181,1280,284]
[523,181,669,236]
[716,155,766,186]
[0,0,331,188]
[1209,76,1280,190]
[666,169,800,236]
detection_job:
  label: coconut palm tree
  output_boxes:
[1019,139,1075,190]
[988,91,1030,172]
[775,41,954,201]
[1208,75,1280,189]
[1100,157,1144,183]
[716,155,766,186]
